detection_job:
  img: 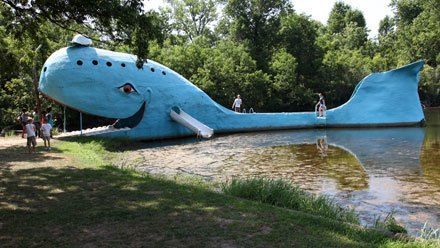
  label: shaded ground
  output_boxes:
[0,136,432,247]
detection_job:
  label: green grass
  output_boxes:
[1,136,438,247]
[373,211,408,235]
[222,177,359,223]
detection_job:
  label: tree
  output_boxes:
[391,0,423,25]
[164,0,223,41]
[224,0,292,70]
[269,48,315,111]
[378,15,395,37]
[151,34,282,111]
[419,65,440,106]
[327,2,366,34]
[1,0,163,67]
[279,13,323,82]
[174,40,272,111]
[338,22,369,50]
[0,3,104,129]
[319,49,372,107]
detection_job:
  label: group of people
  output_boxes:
[18,106,54,153]
[232,93,326,116]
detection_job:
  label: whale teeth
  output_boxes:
[56,126,130,137]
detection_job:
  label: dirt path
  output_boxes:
[0,136,71,171]
[0,136,25,148]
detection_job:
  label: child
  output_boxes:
[315,93,327,117]
[46,107,53,138]
[25,118,37,153]
[31,106,41,138]
[40,121,52,150]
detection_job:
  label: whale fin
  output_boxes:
[328,60,425,126]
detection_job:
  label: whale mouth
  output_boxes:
[113,102,145,129]
[57,102,146,138]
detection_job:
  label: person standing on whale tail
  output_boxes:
[315,93,326,117]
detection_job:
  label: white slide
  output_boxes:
[170,107,214,138]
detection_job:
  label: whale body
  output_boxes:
[38,45,425,140]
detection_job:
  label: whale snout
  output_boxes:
[39,46,146,119]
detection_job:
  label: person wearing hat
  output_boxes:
[232,95,242,112]
[25,118,37,153]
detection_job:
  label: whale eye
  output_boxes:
[123,85,133,94]
[118,83,137,94]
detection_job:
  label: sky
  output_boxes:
[143,0,394,38]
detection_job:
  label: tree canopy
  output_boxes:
[1,0,163,67]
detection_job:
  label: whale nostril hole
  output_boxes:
[44,67,47,72]
[106,61,112,67]
[92,60,98,65]
[77,60,83,66]
[162,71,166,75]
[121,63,126,67]
[150,68,155,72]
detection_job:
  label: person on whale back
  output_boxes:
[232,95,242,112]
[315,93,326,117]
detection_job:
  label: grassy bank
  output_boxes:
[0,137,437,247]
[223,178,358,223]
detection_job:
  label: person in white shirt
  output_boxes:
[40,121,52,150]
[232,95,242,112]
[25,118,36,153]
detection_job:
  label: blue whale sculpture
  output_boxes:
[38,43,425,140]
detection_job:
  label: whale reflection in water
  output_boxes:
[134,126,438,234]
[135,127,426,190]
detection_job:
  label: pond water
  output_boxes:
[131,109,440,235]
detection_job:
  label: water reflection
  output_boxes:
[316,137,328,157]
[228,140,370,192]
[132,109,440,235]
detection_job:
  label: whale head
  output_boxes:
[39,46,151,128]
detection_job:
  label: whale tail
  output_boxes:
[328,60,425,126]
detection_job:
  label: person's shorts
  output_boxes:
[27,136,36,146]
[43,135,51,141]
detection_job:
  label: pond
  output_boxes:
[130,108,440,235]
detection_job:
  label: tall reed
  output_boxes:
[222,177,358,223]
